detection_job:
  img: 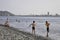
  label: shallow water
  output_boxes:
[0,16,60,40]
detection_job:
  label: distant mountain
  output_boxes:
[0,11,15,16]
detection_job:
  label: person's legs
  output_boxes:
[46,28,49,37]
[33,27,35,35]
[32,30,35,34]
[32,27,35,35]
[32,27,34,34]
[34,30,35,35]
[32,30,34,34]
[47,32,48,37]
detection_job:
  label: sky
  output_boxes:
[0,0,60,15]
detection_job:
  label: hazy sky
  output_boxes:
[0,0,60,15]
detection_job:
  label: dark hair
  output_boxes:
[33,21,35,23]
[46,21,48,23]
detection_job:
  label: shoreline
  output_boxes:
[0,24,52,40]
[0,15,60,17]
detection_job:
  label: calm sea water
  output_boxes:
[0,16,60,40]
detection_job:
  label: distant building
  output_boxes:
[47,12,49,15]
[56,14,58,16]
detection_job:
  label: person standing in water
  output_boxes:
[29,21,36,35]
[4,18,9,27]
[45,21,50,37]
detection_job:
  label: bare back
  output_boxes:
[31,23,36,27]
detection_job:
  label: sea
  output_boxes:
[0,16,60,40]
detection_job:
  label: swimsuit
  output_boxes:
[47,27,49,32]
[32,27,35,30]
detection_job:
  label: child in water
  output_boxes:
[29,21,36,35]
[45,21,50,37]
[4,18,9,27]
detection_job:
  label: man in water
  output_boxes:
[4,18,9,27]
[29,21,36,35]
[45,21,50,37]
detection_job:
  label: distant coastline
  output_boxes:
[1,14,60,17]
[0,11,60,17]
[15,15,60,17]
